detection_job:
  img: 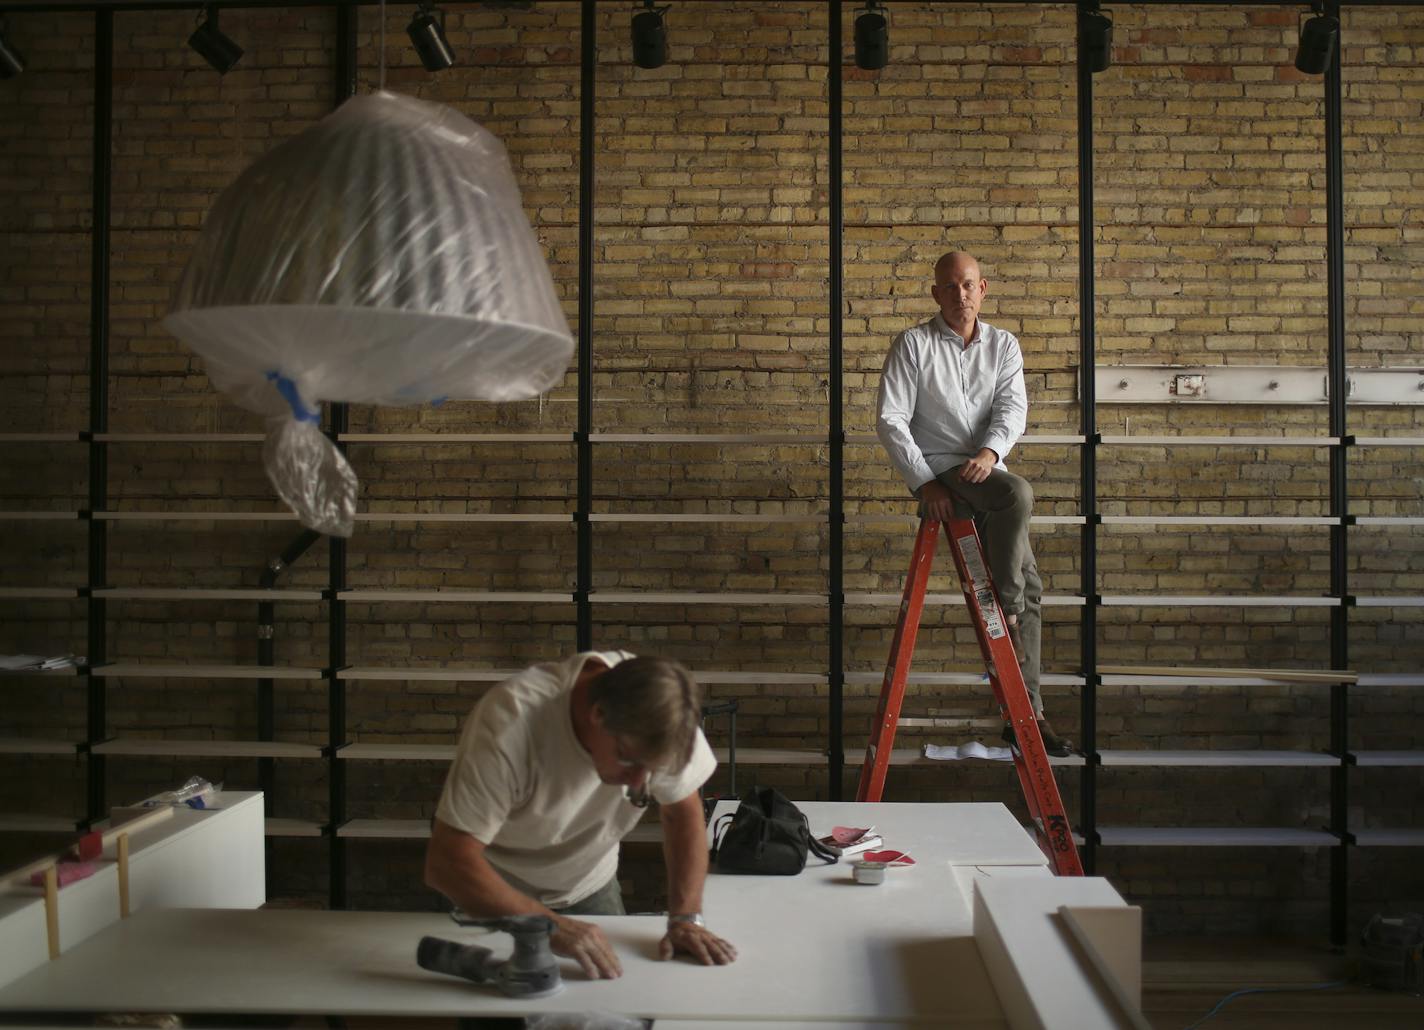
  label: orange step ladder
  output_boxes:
[856,515,1083,876]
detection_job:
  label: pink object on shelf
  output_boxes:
[30,860,98,887]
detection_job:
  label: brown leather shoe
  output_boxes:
[1001,718,1073,758]
[1035,718,1073,757]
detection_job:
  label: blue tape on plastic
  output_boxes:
[266,371,321,424]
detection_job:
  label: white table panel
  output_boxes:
[0,791,263,990]
[0,907,1007,1024]
[0,801,1128,1026]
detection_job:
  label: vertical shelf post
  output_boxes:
[85,8,115,828]
[1075,0,1101,874]
[827,0,845,800]
[576,0,595,653]
[1322,0,1349,950]
[326,0,359,910]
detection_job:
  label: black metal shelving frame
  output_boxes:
[8,0,1397,946]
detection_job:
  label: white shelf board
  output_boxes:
[92,739,323,759]
[1098,595,1339,607]
[1358,673,1424,687]
[1100,674,1329,688]
[0,739,79,755]
[845,592,966,606]
[1099,435,1338,446]
[842,671,1085,687]
[0,665,80,677]
[338,667,514,682]
[590,513,823,524]
[1352,751,1424,767]
[353,512,571,523]
[1097,750,1339,767]
[95,588,324,602]
[93,433,264,443]
[1355,517,1424,526]
[337,819,430,840]
[338,590,572,604]
[1352,829,1424,846]
[1352,437,1424,447]
[0,511,79,521]
[592,592,828,605]
[693,670,828,684]
[1354,596,1424,607]
[94,663,322,680]
[712,747,823,765]
[0,588,80,599]
[589,433,820,444]
[1098,665,1356,685]
[338,433,574,443]
[96,511,297,522]
[265,818,323,838]
[1097,827,1338,847]
[0,433,82,442]
[1100,516,1338,526]
[338,743,455,761]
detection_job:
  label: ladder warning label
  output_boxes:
[955,534,988,583]
[957,534,1006,639]
[977,588,1006,639]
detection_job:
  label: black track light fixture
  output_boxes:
[188,6,243,75]
[1081,3,1113,74]
[408,2,456,73]
[1295,4,1339,76]
[631,1,669,71]
[854,1,889,71]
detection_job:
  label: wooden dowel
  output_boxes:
[43,866,59,959]
[117,833,130,918]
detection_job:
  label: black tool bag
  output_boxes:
[709,786,839,875]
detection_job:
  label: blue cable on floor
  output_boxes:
[1182,979,1350,1029]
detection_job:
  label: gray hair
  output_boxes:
[589,656,702,770]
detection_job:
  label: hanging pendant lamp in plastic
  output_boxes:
[164,91,574,536]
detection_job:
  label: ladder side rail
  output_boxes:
[855,517,942,802]
[945,518,1084,876]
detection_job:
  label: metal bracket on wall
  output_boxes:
[1090,365,1424,405]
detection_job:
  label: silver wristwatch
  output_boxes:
[667,912,705,928]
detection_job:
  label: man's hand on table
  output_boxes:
[659,921,738,966]
[551,914,623,979]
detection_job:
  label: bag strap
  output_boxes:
[807,832,840,865]
[708,812,735,862]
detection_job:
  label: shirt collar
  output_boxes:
[934,314,981,348]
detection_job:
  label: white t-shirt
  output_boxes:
[434,650,717,908]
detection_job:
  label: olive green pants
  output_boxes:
[934,466,1043,716]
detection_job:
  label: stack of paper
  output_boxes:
[923,740,1014,762]
[817,825,883,856]
[0,653,84,671]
